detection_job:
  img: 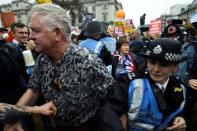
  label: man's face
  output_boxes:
[13,27,29,44]
[147,59,177,84]
[167,25,177,34]
[130,31,138,40]
[29,14,56,54]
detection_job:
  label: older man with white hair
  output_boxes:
[4,3,117,131]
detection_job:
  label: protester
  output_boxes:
[4,3,116,131]
[99,38,187,131]
[177,20,197,131]
[161,22,184,44]
[11,22,29,46]
[11,22,31,83]
[129,29,148,72]
[112,36,136,78]
[0,27,29,130]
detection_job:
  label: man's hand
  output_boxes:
[166,117,186,130]
[0,102,56,124]
[26,39,36,50]
[119,113,128,131]
[189,79,197,90]
[31,101,57,116]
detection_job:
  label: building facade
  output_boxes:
[170,4,188,16]
[178,0,197,20]
[0,0,33,26]
[67,0,123,26]
[0,0,122,27]
[155,1,194,33]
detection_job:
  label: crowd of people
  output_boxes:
[0,3,197,131]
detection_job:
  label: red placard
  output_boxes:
[1,12,15,28]
[149,19,161,35]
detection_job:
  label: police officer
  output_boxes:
[99,38,186,131]
[79,21,112,66]
[79,21,104,55]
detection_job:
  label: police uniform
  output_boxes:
[98,38,186,131]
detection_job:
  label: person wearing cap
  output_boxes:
[79,21,116,64]
[161,22,184,45]
[99,38,186,131]
[79,20,105,55]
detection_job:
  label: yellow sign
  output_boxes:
[125,26,134,34]
[36,0,52,4]
[114,21,125,27]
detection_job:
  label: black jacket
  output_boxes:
[98,72,186,131]
[0,43,26,104]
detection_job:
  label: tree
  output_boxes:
[52,0,85,26]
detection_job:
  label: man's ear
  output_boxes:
[54,28,63,41]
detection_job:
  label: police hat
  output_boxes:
[85,21,104,37]
[141,38,184,63]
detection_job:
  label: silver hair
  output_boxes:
[29,3,71,41]
[133,29,140,35]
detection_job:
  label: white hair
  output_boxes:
[29,3,71,41]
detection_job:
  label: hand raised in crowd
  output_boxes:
[189,79,197,90]
[25,39,36,50]
[166,117,186,130]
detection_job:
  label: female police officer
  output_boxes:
[99,38,186,131]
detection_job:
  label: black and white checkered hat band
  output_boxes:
[165,53,182,62]
[145,49,182,62]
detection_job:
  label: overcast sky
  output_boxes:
[118,0,193,26]
[0,0,194,26]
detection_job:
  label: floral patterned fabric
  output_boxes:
[28,44,114,127]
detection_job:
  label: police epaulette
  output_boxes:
[128,71,148,80]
